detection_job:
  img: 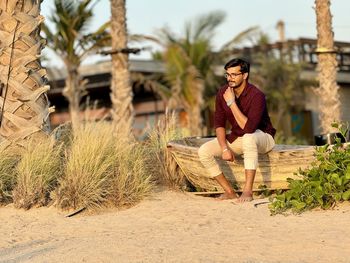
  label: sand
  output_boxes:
[0,190,350,263]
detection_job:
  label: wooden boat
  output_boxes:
[167,137,316,192]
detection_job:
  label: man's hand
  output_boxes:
[223,87,235,104]
[222,148,235,162]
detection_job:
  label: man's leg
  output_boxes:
[238,130,275,202]
[214,173,238,199]
[237,169,255,202]
[198,138,238,200]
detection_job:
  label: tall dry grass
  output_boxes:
[0,148,20,204]
[109,138,153,207]
[146,110,188,189]
[53,121,116,210]
[2,109,185,211]
[54,120,152,210]
[12,139,63,209]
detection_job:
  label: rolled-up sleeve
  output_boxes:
[214,92,226,129]
[242,93,266,133]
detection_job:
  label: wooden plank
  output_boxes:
[190,187,275,196]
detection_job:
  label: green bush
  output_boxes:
[269,123,350,214]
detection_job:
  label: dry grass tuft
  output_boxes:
[53,121,116,210]
[12,139,63,209]
[0,148,20,204]
[146,110,187,189]
[54,120,153,211]
[109,141,152,207]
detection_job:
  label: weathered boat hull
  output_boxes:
[167,137,316,191]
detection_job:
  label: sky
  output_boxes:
[41,0,350,67]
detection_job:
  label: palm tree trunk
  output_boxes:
[63,65,81,131]
[315,0,341,134]
[187,105,203,136]
[0,0,51,148]
[110,0,133,137]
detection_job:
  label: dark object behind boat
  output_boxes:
[314,132,346,146]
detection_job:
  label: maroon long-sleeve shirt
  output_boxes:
[214,83,276,143]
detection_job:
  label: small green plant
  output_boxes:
[256,184,273,198]
[269,122,350,214]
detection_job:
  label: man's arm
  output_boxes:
[228,102,247,129]
[216,127,228,150]
[223,87,247,129]
[240,93,266,133]
[216,127,234,162]
[224,87,266,133]
[214,88,234,161]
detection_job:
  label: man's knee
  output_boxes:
[242,133,257,148]
[198,143,211,160]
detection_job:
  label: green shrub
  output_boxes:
[269,123,350,214]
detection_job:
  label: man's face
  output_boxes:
[225,66,245,89]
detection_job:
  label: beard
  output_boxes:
[228,79,243,89]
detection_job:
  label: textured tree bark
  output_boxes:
[0,0,52,148]
[110,0,134,137]
[63,65,81,131]
[185,101,203,136]
[315,0,341,133]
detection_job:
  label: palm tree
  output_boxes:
[251,57,313,138]
[0,0,51,148]
[42,0,109,130]
[151,11,224,136]
[314,0,341,133]
[150,11,260,136]
[160,38,207,136]
[109,0,133,137]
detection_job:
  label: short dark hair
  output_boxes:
[224,58,250,73]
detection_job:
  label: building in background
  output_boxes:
[46,38,350,142]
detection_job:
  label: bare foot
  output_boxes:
[216,192,238,200]
[235,192,253,203]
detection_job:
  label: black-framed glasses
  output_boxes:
[224,72,242,79]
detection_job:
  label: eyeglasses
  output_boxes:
[224,72,243,79]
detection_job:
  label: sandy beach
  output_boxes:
[0,190,350,263]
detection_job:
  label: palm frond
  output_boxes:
[42,0,103,66]
[220,26,261,50]
[191,10,226,41]
[129,34,163,46]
